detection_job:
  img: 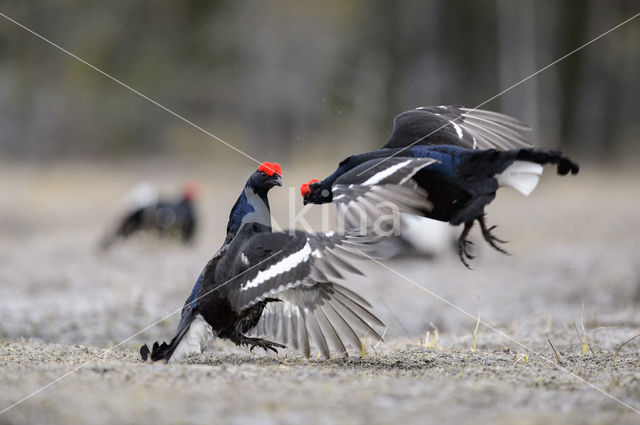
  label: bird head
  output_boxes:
[248,161,282,194]
[182,182,200,201]
[301,178,331,204]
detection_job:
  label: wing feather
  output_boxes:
[324,247,364,276]
[313,306,347,356]
[228,231,385,358]
[313,257,344,281]
[303,306,330,358]
[296,306,311,357]
[289,304,299,349]
[248,282,384,359]
[321,302,362,350]
[332,290,384,327]
[331,283,373,308]
[330,295,383,340]
[460,107,531,130]
[280,304,289,345]
[462,120,514,150]
[328,158,437,234]
[462,114,530,146]
[382,106,532,150]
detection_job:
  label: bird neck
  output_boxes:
[319,165,347,192]
[179,196,193,206]
[225,185,272,244]
[315,156,358,200]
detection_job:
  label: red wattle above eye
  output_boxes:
[300,183,310,197]
[300,179,319,197]
[258,161,282,177]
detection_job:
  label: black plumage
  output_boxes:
[100,184,198,250]
[301,106,579,267]
[141,162,384,363]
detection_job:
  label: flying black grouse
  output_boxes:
[301,106,580,268]
[140,162,384,363]
[100,183,198,250]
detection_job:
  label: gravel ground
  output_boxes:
[1,160,639,424]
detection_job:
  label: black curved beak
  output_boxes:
[303,197,310,205]
[272,175,282,187]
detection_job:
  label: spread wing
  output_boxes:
[223,230,385,358]
[381,106,532,150]
[250,282,384,358]
[331,157,437,231]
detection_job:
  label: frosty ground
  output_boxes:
[1,161,639,424]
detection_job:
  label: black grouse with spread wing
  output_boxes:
[141,162,384,363]
[301,106,579,267]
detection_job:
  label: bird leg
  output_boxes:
[232,334,286,354]
[477,215,509,255]
[457,221,475,269]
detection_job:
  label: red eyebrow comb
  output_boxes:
[258,162,282,176]
[300,179,320,197]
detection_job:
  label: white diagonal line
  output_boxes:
[356,11,640,176]
[0,249,283,416]
[0,10,262,168]
[352,248,640,416]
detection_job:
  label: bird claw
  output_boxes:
[457,216,510,268]
[478,218,509,255]
[457,221,476,269]
[457,237,475,270]
[237,336,286,354]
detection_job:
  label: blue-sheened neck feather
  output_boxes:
[225,184,272,244]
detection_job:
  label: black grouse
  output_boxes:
[100,183,198,250]
[301,106,579,268]
[140,162,384,363]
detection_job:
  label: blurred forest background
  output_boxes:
[2,6,640,423]
[0,0,638,164]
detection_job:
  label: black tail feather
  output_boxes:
[515,148,579,176]
[140,323,191,363]
[140,343,151,360]
[557,157,580,175]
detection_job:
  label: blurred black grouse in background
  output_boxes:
[100,183,198,250]
[141,162,384,363]
[301,106,579,268]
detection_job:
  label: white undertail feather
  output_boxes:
[168,314,214,363]
[496,161,543,196]
[400,214,452,256]
[124,183,159,209]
